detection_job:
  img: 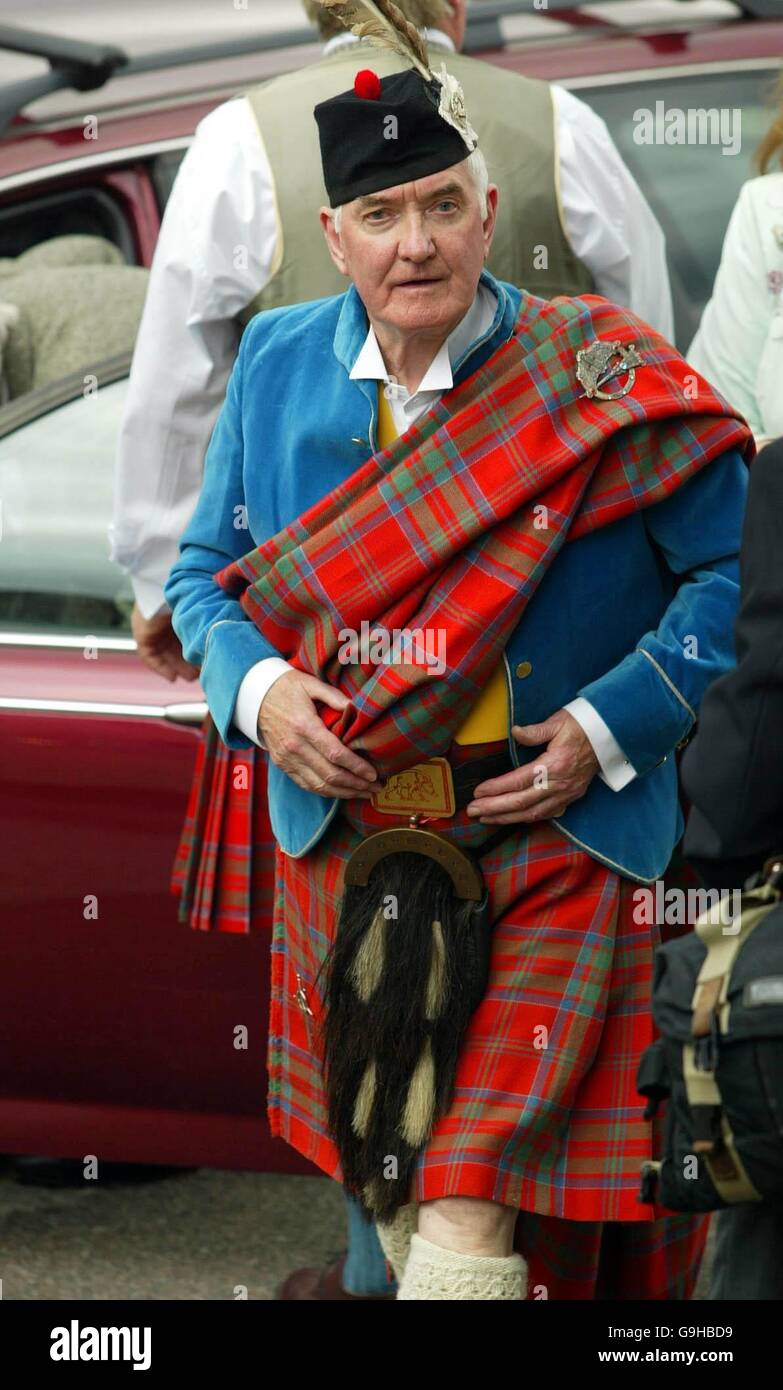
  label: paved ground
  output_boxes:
[0,1157,713,1300]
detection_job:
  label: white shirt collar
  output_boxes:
[349,281,497,398]
[323,28,455,58]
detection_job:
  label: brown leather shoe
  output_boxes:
[277,1254,395,1301]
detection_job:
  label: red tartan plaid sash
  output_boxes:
[214,293,752,775]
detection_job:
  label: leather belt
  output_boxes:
[369,749,514,819]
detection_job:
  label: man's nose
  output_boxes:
[397,214,434,261]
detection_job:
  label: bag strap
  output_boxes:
[682,854,783,1204]
[692,854,783,1038]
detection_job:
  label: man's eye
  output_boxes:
[435,200,458,213]
[366,209,389,222]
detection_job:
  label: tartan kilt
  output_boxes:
[171,716,275,933]
[515,1209,709,1300]
[268,781,695,1227]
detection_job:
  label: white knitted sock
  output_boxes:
[375,1203,419,1284]
[397,1233,527,1301]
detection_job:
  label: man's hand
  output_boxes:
[259,669,380,799]
[466,708,600,824]
[131,605,199,682]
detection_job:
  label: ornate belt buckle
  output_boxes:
[370,756,456,818]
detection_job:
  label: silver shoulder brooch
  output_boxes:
[575,339,644,400]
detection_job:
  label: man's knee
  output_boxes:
[420,1195,516,1254]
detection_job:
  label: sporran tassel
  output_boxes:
[349,905,387,1001]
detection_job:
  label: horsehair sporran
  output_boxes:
[314,845,493,1220]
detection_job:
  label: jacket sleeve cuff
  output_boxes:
[234,657,294,747]
[574,645,695,778]
[200,619,287,749]
[563,697,637,791]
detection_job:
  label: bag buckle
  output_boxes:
[762,855,783,892]
[693,1010,720,1073]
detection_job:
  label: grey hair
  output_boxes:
[330,147,489,232]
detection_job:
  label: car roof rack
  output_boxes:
[0,2,765,136]
[0,26,127,135]
[0,22,319,135]
[463,0,772,47]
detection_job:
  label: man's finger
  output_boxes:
[309,722,380,783]
[165,654,199,681]
[511,721,558,747]
[262,673,378,783]
[470,759,554,799]
[478,796,570,824]
[279,736,378,795]
[298,673,351,711]
[468,773,569,816]
[283,743,376,797]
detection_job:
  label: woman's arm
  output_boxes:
[687,180,772,438]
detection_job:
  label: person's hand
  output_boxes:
[466,709,600,824]
[131,604,199,682]
[259,669,381,799]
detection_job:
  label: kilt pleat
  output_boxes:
[516,1209,709,1300]
[171,717,275,934]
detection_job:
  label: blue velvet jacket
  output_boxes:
[165,270,748,883]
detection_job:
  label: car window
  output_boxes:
[580,68,779,351]
[151,149,188,214]
[0,379,133,635]
[0,188,136,263]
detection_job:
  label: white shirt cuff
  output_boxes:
[563,697,637,791]
[131,574,170,620]
[233,658,294,747]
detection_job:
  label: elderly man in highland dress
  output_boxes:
[166,6,751,1301]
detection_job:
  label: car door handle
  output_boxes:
[163,701,208,726]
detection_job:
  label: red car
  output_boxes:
[1,0,780,1172]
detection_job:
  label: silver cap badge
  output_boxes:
[435,64,478,152]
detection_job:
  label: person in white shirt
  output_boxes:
[687,75,783,449]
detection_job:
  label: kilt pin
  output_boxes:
[171,715,275,935]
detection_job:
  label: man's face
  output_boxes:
[321,159,498,341]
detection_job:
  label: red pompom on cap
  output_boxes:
[354,69,382,100]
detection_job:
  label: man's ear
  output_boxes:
[320,208,350,277]
[482,184,499,260]
[448,0,468,50]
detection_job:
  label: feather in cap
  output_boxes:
[315,0,433,79]
[314,0,478,150]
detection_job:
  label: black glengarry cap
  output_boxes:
[314,66,476,208]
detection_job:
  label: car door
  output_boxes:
[0,357,306,1173]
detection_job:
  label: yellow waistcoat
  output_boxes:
[376,385,507,744]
